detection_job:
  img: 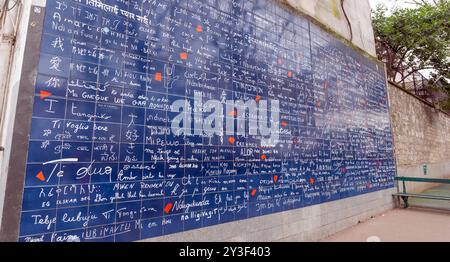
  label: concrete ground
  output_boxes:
[322,185,450,242]
[408,184,450,209]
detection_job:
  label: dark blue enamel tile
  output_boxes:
[25,163,60,187]
[89,183,116,205]
[38,54,70,77]
[19,209,57,236]
[21,186,57,211]
[114,221,141,242]
[27,140,63,163]
[35,74,67,98]
[141,217,163,239]
[87,203,116,227]
[162,214,184,235]
[40,34,73,57]
[56,206,89,231]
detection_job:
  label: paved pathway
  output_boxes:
[322,208,450,242]
[408,184,450,209]
[323,185,450,242]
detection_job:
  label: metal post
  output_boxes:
[413,74,417,95]
[401,71,405,88]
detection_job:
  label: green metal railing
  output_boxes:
[393,176,450,208]
[394,176,450,193]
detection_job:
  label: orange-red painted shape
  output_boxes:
[36,171,46,182]
[273,175,279,183]
[164,203,173,214]
[40,90,52,100]
[155,72,162,81]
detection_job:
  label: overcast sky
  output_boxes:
[369,0,396,10]
[368,0,432,10]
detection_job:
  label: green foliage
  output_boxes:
[372,0,449,93]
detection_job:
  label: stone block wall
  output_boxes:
[388,83,450,193]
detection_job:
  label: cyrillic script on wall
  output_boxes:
[19,0,396,242]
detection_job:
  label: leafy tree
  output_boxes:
[372,0,450,108]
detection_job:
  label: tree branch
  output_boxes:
[397,67,435,83]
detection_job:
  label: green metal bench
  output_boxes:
[393,176,450,208]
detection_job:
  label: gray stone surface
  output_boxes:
[282,0,376,56]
